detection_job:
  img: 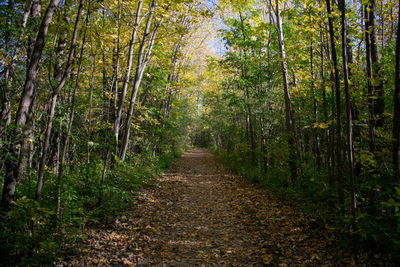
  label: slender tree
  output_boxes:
[326,0,344,213]
[120,0,161,161]
[392,4,400,188]
[339,0,356,219]
[114,0,143,147]
[268,0,300,181]
[36,0,85,200]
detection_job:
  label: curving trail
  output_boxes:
[67,148,346,266]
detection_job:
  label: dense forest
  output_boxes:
[0,0,400,265]
[201,0,400,263]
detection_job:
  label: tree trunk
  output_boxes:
[36,0,85,200]
[56,6,91,216]
[16,0,44,181]
[340,0,356,219]
[365,0,385,162]
[120,0,160,161]
[392,5,400,188]
[111,0,121,123]
[48,1,72,175]
[368,0,384,128]
[87,55,95,164]
[259,116,268,174]
[17,98,37,182]
[365,3,376,152]
[310,40,321,169]
[320,32,333,184]
[270,0,299,181]
[98,149,111,205]
[0,0,38,138]
[26,0,42,69]
[114,0,143,147]
[1,0,61,213]
[326,0,344,213]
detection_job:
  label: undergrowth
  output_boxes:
[0,149,181,266]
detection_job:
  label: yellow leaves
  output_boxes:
[131,123,141,131]
[313,122,329,129]
[304,0,317,8]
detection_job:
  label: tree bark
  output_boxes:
[114,0,143,147]
[36,0,85,200]
[111,0,121,123]
[310,40,321,169]
[269,0,300,181]
[392,5,400,188]
[339,0,356,219]
[365,0,385,160]
[56,6,91,215]
[326,0,344,213]
[0,0,38,138]
[1,0,61,213]
[320,32,333,184]
[15,0,44,183]
[365,3,376,152]
[368,0,384,127]
[120,0,160,161]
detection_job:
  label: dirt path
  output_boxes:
[67,148,346,266]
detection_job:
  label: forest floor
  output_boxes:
[65,148,352,266]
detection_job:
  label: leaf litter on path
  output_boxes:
[65,148,350,266]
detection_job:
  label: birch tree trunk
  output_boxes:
[120,0,160,161]
[114,0,143,147]
[269,0,300,181]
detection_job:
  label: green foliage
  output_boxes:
[0,197,56,265]
[0,145,183,265]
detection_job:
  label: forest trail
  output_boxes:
[67,148,346,266]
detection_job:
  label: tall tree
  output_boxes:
[326,0,344,213]
[120,0,161,161]
[268,0,300,181]
[392,4,400,188]
[365,0,384,153]
[339,0,356,219]
[114,0,143,147]
[36,0,85,200]
[1,0,62,213]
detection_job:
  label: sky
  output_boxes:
[203,0,227,57]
